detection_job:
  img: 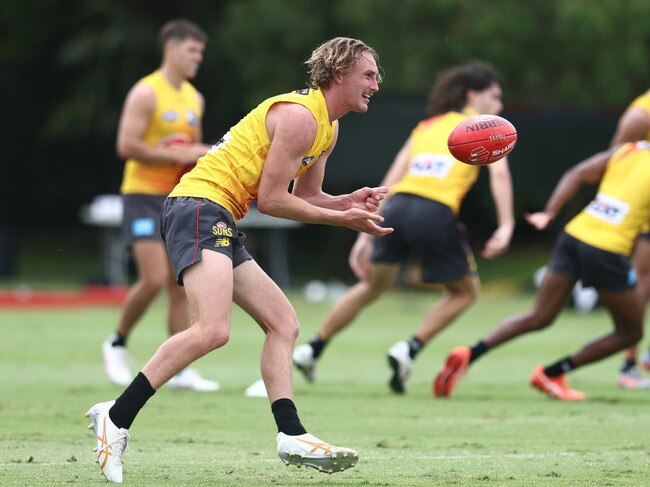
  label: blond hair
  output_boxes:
[305,37,382,89]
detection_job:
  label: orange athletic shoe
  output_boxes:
[434,346,471,397]
[530,366,585,401]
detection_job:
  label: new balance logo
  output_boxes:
[215,237,231,247]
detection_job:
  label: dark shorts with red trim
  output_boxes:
[161,196,252,285]
[371,192,475,284]
[548,231,636,292]
[122,193,167,247]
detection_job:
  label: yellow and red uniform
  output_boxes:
[120,70,203,195]
[171,88,336,221]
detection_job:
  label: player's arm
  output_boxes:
[526,149,612,230]
[610,107,650,147]
[116,83,208,165]
[257,103,392,237]
[192,92,208,146]
[482,156,515,258]
[292,123,389,213]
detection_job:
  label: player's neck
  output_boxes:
[159,65,185,91]
[321,87,347,122]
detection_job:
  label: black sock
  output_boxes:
[407,337,424,359]
[309,335,328,360]
[469,341,489,363]
[111,334,127,347]
[544,357,575,378]
[108,372,156,429]
[271,398,307,436]
[621,358,636,373]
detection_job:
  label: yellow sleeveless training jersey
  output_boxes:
[120,70,203,195]
[628,89,650,234]
[390,109,479,214]
[629,89,650,137]
[170,88,336,221]
[565,141,650,255]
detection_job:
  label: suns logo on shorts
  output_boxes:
[212,221,233,237]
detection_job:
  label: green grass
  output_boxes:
[1,289,649,486]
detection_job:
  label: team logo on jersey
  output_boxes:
[162,110,179,122]
[585,193,629,225]
[186,110,198,126]
[301,156,314,166]
[295,88,309,95]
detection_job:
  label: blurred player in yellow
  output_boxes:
[102,20,219,392]
[610,90,650,389]
[435,142,649,401]
[293,61,514,393]
[86,37,392,483]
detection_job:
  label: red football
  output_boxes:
[447,114,517,165]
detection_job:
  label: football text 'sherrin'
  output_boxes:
[465,119,508,131]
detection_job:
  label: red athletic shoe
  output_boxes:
[530,366,585,401]
[434,346,471,397]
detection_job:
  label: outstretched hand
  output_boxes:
[350,186,389,212]
[525,212,554,231]
[481,225,512,259]
[341,207,393,237]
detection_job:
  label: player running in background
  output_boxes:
[435,142,649,401]
[86,37,392,483]
[102,19,218,392]
[293,61,514,393]
[609,90,650,389]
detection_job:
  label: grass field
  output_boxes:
[1,287,649,486]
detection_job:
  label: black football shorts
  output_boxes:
[122,193,167,247]
[371,192,475,284]
[161,196,252,285]
[548,231,636,292]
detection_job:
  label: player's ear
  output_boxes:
[466,89,479,107]
[332,73,344,86]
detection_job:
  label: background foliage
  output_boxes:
[3,0,650,278]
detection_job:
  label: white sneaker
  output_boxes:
[85,400,130,483]
[387,341,414,393]
[293,344,317,382]
[167,368,220,392]
[244,379,268,398]
[102,336,133,386]
[277,432,358,474]
[617,366,650,389]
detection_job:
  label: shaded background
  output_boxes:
[3,0,650,285]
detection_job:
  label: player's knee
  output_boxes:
[202,327,230,351]
[624,324,643,346]
[141,270,167,292]
[280,315,301,342]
